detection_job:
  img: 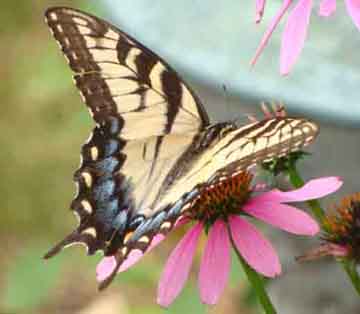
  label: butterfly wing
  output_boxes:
[45,6,209,134]
[44,7,209,260]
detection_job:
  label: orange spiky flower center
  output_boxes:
[188,171,253,229]
[323,192,360,262]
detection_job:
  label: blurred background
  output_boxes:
[1,1,359,313]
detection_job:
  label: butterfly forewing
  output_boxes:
[45,6,209,135]
[156,117,318,209]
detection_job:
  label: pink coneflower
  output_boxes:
[252,0,360,75]
[97,174,342,307]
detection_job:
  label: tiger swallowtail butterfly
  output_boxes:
[44,6,319,289]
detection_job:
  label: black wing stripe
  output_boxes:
[45,7,209,134]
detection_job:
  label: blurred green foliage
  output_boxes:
[4,246,63,312]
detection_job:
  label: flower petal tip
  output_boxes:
[335,176,343,183]
[255,0,265,24]
[319,0,337,17]
[156,297,170,308]
[203,300,217,306]
[258,257,282,278]
[280,65,291,76]
[323,176,344,192]
[280,70,290,76]
[267,265,282,278]
[250,57,257,67]
[306,221,320,236]
[96,256,116,282]
[345,0,360,31]
[255,13,263,24]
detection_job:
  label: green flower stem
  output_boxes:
[287,164,360,296]
[229,232,277,314]
[342,260,360,295]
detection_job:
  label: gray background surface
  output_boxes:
[103,0,360,126]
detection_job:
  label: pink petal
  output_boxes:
[229,215,281,277]
[251,176,342,204]
[251,0,292,66]
[327,243,349,257]
[96,256,117,282]
[297,243,348,262]
[345,0,360,31]
[280,0,313,75]
[96,234,165,282]
[256,0,266,23]
[243,201,319,235]
[96,218,189,282]
[319,0,337,16]
[198,220,231,305]
[157,222,203,307]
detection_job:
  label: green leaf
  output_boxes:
[2,245,63,311]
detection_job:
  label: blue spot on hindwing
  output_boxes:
[95,156,119,175]
[112,210,128,232]
[104,139,119,157]
[93,179,115,203]
[95,198,119,232]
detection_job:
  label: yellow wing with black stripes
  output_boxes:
[44,6,319,290]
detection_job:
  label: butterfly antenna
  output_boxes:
[221,84,231,119]
[220,85,245,124]
[222,84,229,101]
[221,84,242,124]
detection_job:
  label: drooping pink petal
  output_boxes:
[345,0,360,31]
[256,0,266,23]
[157,222,203,307]
[96,218,189,282]
[243,201,319,235]
[280,0,313,75]
[251,0,292,66]
[326,244,349,257]
[296,243,348,262]
[198,220,231,305]
[319,0,337,16]
[250,176,342,204]
[96,234,165,282]
[229,215,281,277]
